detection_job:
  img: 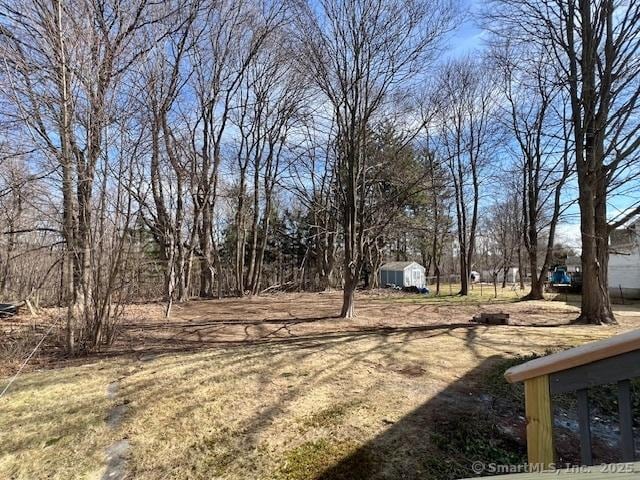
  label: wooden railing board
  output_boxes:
[504,330,640,384]
[503,329,639,469]
[548,349,640,394]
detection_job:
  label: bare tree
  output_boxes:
[0,0,161,350]
[420,146,453,295]
[289,121,340,291]
[132,2,201,316]
[489,0,640,323]
[492,41,573,299]
[483,197,521,289]
[296,0,455,317]
[231,33,304,296]
[435,58,500,296]
[188,0,288,298]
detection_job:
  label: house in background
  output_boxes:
[380,261,426,288]
[609,219,640,299]
[479,267,519,284]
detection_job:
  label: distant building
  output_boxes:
[565,255,581,273]
[379,261,426,288]
[609,219,640,299]
[480,267,519,284]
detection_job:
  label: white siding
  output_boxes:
[406,265,425,288]
[379,262,426,288]
[609,250,640,298]
[480,268,519,284]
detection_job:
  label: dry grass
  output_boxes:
[1,291,639,479]
[0,360,129,479]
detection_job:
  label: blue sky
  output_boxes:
[445,0,485,58]
[442,1,584,249]
[441,1,640,251]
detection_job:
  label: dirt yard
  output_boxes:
[1,289,639,479]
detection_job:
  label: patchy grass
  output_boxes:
[482,352,554,405]
[114,343,401,479]
[1,291,638,479]
[0,361,127,479]
[383,283,526,306]
[275,439,375,480]
[427,412,527,478]
[301,401,361,429]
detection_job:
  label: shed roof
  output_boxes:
[380,261,423,271]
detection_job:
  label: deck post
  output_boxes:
[618,379,635,462]
[524,374,555,469]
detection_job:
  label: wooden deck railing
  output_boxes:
[504,329,640,467]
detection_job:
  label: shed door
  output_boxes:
[412,268,420,287]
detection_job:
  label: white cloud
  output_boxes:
[555,223,582,253]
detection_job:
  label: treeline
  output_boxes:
[0,0,638,352]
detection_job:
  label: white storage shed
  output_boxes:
[380,261,426,288]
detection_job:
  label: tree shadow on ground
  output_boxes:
[107,320,481,357]
[35,309,585,376]
[308,351,637,480]
[291,354,529,480]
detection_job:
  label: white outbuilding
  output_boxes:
[609,219,640,299]
[379,261,426,288]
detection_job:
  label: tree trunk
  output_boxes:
[251,210,271,295]
[527,276,545,300]
[523,248,545,300]
[340,274,356,318]
[213,242,223,300]
[246,167,261,293]
[574,181,615,324]
[517,246,525,290]
[56,0,77,353]
[566,0,616,325]
[235,178,246,296]
[178,249,193,302]
[0,225,15,296]
[459,250,468,295]
[199,203,213,298]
